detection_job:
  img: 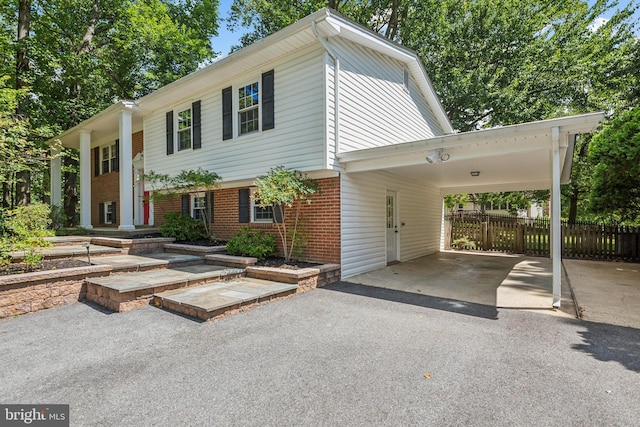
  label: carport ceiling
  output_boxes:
[338,113,604,195]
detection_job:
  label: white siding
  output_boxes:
[331,38,444,154]
[341,171,443,278]
[144,45,327,183]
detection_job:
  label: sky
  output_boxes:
[210,0,249,58]
[210,0,639,57]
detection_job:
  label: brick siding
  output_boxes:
[153,176,341,264]
[91,131,143,227]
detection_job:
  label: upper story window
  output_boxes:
[238,82,259,135]
[177,107,192,151]
[95,141,118,176]
[102,143,117,174]
[165,100,201,155]
[222,69,274,141]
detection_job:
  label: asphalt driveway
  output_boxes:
[1,283,639,426]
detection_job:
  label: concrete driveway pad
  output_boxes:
[347,251,575,316]
[563,259,640,328]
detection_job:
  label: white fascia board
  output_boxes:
[49,100,137,148]
[338,112,604,163]
[441,180,553,195]
[137,9,333,113]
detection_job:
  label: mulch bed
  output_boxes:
[256,257,321,270]
[175,239,228,246]
[1,258,90,276]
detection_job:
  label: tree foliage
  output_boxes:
[0,0,221,220]
[588,107,640,223]
[252,166,318,262]
[143,168,221,236]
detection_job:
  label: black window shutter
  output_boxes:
[166,111,174,155]
[206,191,214,223]
[98,202,104,224]
[181,194,190,217]
[222,87,233,140]
[112,201,117,224]
[238,189,250,223]
[192,101,201,149]
[94,147,100,176]
[262,69,274,131]
[274,204,284,223]
[114,139,119,172]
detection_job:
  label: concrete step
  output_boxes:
[85,264,245,312]
[164,243,227,256]
[10,244,121,262]
[153,277,298,321]
[87,253,204,272]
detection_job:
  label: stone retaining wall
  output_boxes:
[90,237,175,255]
[0,266,112,319]
[246,264,341,292]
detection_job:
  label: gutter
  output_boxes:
[312,20,341,164]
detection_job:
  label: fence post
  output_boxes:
[444,218,452,250]
[515,223,524,254]
[481,221,488,251]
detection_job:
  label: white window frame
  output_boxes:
[191,192,206,221]
[175,104,192,151]
[237,81,260,136]
[101,143,117,174]
[250,188,273,223]
[103,202,115,224]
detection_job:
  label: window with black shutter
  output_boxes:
[222,87,233,140]
[262,70,274,131]
[238,189,250,223]
[166,111,174,155]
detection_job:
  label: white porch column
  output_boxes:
[79,130,93,229]
[132,153,144,226]
[118,107,135,231]
[551,126,562,307]
[50,145,62,208]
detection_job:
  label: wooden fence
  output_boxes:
[445,214,640,262]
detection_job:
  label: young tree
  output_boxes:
[143,168,221,236]
[252,166,318,262]
[588,107,640,223]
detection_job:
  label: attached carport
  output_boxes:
[338,113,604,307]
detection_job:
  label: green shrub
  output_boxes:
[49,205,68,230]
[452,237,477,250]
[159,212,208,241]
[226,227,277,260]
[5,203,53,239]
[22,248,43,271]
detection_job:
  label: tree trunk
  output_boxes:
[64,155,79,227]
[567,136,590,225]
[15,0,31,206]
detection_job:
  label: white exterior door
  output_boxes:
[386,191,398,263]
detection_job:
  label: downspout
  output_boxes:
[312,20,340,163]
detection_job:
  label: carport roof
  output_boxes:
[338,112,604,194]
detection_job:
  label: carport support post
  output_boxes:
[551,127,561,307]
